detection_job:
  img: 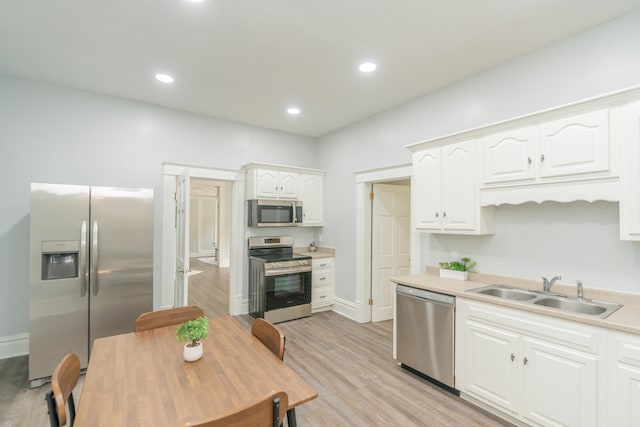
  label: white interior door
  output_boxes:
[371,183,411,322]
[175,169,191,307]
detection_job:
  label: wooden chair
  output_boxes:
[134,305,204,332]
[252,318,286,361]
[180,390,288,427]
[45,353,81,427]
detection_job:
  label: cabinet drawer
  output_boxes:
[612,332,640,367]
[312,270,332,286]
[312,258,333,270]
[312,287,333,306]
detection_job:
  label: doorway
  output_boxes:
[354,164,416,324]
[370,182,411,322]
[161,164,245,316]
[187,178,230,318]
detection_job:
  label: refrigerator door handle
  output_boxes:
[91,220,99,296]
[80,220,88,297]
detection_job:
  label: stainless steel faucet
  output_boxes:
[542,275,561,292]
[577,280,583,300]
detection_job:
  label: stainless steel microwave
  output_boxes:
[247,199,303,227]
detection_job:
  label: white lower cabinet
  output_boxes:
[311,257,334,312]
[456,298,605,426]
[608,331,640,426]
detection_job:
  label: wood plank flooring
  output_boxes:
[0,259,511,426]
[187,257,230,318]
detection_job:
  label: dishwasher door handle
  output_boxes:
[396,291,454,308]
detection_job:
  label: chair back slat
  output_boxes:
[48,353,80,426]
[180,390,288,427]
[134,306,204,332]
[251,318,286,361]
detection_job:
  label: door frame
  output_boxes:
[354,164,417,324]
[161,163,246,315]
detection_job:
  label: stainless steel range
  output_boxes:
[248,236,312,323]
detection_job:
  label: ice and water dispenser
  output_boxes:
[41,241,79,280]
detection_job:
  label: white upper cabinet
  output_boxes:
[538,109,610,179]
[301,173,324,226]
[483,126,537,185]
[412,140,494,234]
[244,164,325,225]
[482,109,612,188]
[246,167,301,200]
[620,101,640,240]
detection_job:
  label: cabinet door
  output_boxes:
[610,332,640,427]
[278,171,300,199]
[482,127,537,185]
[413,148,441,230]
[521,336,598,427]
[301,174,324,226]
[462,319,520,417]
[441,141,475,230]
[538,109,610,179]
[621,101,640,240]
[254,169,280,198]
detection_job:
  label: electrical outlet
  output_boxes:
[450,251,458,261]
[318,234,323,242]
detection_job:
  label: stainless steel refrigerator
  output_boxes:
[29,183,153,387]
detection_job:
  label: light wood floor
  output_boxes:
[187,257,230,318]
[0,259,511,426]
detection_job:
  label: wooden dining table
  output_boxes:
[74,315,318,426]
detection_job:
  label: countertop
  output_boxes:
[294,246,335,259]
[391,268,640,335]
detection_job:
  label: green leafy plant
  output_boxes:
[439,257,476,272]
[176,316,209,347]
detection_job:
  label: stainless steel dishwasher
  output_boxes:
[396,284,457,393]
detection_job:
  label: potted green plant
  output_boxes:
[438,257,476,281]
[176,316,208,362]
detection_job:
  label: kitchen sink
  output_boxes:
[533,297,620,317]
[475,286,538,301]
[468,284,622,319]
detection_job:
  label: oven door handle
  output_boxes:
[265,267,312,276]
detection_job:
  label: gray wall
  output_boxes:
[3,9,640,343]
[317,10,640,302]
[0,75,316,339]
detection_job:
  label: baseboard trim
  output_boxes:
[0,333,29,359]
[332,297,361,322]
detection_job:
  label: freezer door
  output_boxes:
[29,183,90,384]
[88,186,153,347]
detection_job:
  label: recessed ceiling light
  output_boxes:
[359,62,377,73]
[155,73,174,84]
[287,107,301,115]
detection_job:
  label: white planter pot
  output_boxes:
[183,341,203,362]
[439,269,468,281]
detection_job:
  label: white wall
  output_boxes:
[0,74,316,340]
[317,10,640,302]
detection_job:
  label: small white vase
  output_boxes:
[183,341,203,362]
[439,269,468,281]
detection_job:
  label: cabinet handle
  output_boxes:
[435,212,439,218]
[527,157,532,165]
[443,211,447,218]
[510,353,515,362]
[523,357,528,365]
[540,154,545,162]
[320,277,326,281]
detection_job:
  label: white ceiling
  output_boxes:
[2,0,640,137]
